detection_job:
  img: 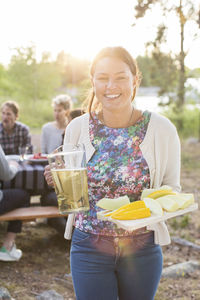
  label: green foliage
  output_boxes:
[170,215,190,230]
[0,97,53,129]
[0,64,14,96]
[0,44,199,134]
[137,53,178,94]
[76,78,91,105]
[137,56,155,86]
[181,144,200,171]
[56,51,90,86]
[20,99,53,129]
[133,0,200,109]
[7,46,61,102]
[151,52,178,96]
[163,105,200,138]
[180,215,190,228]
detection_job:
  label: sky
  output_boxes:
[0,0,200,68]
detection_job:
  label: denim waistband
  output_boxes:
[73,228,155,257]
[75,227,154,242]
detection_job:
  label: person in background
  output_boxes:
[61,108,85,143]
[0,146,30,261]
[45,46,181,300]
[0,100,33,155]
[41,94,72,154]
[69,108,85,122]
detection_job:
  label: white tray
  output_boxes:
[97,203,198,231]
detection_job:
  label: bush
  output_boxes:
[18,99,53,129]
[163,105,200,139]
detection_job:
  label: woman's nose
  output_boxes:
[106,78,116,88]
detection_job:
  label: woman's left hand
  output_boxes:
[44,165,54,187]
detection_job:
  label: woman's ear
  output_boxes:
[133,75,137,87]
[134,75,140,88]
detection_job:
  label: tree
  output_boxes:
[56,51,90,87]
[133,0,200,114]
[137,53,178,98]
[0,64,14,97]
[8,46,61,102]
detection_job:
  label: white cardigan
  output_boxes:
[63,112,181,246]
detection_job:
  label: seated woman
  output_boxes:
[41,94,73,154]
[0,146,30,261]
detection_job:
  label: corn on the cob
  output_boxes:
[105,200,146,217]
[147,190,176,199]
[111,207,151,220]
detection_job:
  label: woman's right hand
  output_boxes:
[44,165,54,187]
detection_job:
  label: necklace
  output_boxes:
[101,107,134,128]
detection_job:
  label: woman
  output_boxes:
[41,94,72,154]
[0,146,30,261]
[45,47,181,300]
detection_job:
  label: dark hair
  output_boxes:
[84,46,141,115]
[70,108,84,120]
[1,100,19,116]
[61,108,85,144]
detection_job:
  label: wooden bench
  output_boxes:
[0,206,65,222]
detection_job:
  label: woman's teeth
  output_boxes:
[105,94,120,99]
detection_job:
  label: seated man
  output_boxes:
[0,100,33,155]
[0,145,30,261]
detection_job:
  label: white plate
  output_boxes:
[26,154,48,163]
[97,203,198,231]
[5,155,20,162]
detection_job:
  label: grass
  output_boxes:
[181,141,200,171]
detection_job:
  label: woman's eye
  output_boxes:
[98,77,108,81]
[116,77,126,80]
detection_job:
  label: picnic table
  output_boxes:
[1,155,51,194]
[0,155,63,222]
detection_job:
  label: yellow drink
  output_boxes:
[51,168,89,214]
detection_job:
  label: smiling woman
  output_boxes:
[44,46,181,300]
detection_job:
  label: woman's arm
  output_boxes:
[162,127,181,193]
[0,146,18,181]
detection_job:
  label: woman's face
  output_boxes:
[53,104,68,122]
[92,57,135,112]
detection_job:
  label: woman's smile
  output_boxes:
[104,93,121,100]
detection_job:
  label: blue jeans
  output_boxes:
[70,228,163,300]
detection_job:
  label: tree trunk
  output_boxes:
[175,0,186,131]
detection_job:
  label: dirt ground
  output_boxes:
[0,140,200,300]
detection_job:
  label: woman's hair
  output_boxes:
[84,46,142,115]
[70,108,85,120]
[52,94,73,111]
[1,100,19,116]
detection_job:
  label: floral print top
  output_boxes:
[74,111,151,236]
